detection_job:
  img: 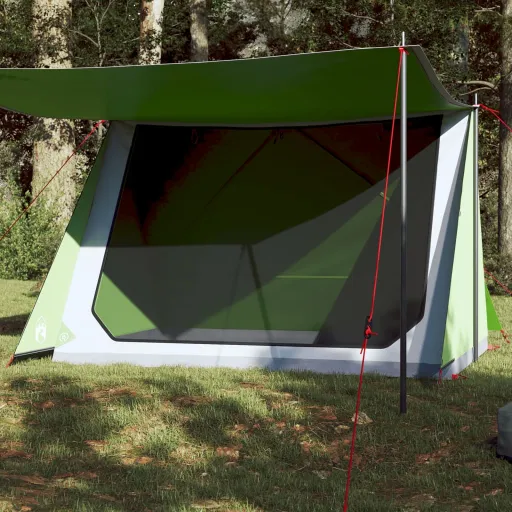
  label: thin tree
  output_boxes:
[500,0,512,257]
[140,0,166,64]
[31,0,76,224]
[190,0,208,61]
[68,0,117,145]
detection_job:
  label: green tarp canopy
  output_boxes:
[0,46,469,124]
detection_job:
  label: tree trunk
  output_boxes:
[140,0,165,64]
[499,0,512,257]
[190,0,208,62]
[389,0,396,42]
[32,0,76,224]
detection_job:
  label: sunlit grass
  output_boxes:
[1,279,511,511]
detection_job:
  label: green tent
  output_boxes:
[0,45,500,376]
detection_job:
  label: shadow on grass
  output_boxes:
[0,314,29,336]
[1,367,511,512]
[0,373,348,512]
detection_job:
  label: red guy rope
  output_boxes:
[0,120,106,245]
[480,104,512,134]
[342,47,407,512]
[484,268,512,297]
[3,119,105,368]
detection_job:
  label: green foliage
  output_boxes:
[0,190,62,281]
[208,0,258,60]
[161,0,191,62]
[69,0,141,67]
[0,0,509,290]
[0,0,38,195]
[0,141,61,281]
[0,0,37,68]
[0,132,33,197]
[479,114,500,266]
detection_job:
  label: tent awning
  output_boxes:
[0,45,470,125]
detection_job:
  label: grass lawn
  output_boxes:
[0,279,512,511]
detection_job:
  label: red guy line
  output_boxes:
[0,120,106,244]
[343,47,406,512]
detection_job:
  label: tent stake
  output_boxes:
[473,94,480,363]
[400,32,408,415]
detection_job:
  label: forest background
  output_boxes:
[0,0,510,291]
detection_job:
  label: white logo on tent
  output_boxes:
[59,332,70,343]
[35,317,47,344]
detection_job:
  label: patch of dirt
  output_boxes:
[0,472,46,485]
[0,449,32,459]
[360,445,387,465]
[191,499,241,510]
[121,456,154,466]
[264,390,296,400]
[0,441,25,449]
[415,444,453,464]
[485,488,503,496]
[171,444,208,465]
[265,393,300,410]
[306,405,339,422]
[231,423,249,433]
[215,446,241,461]
[32,401,55,410]
[239,382,266,390]
[310,439,348,466]
[2,399,28,407]
[228,423,262,438]
[84,440,108,453]
[84,388,138,401]
[219,389,238,395]
[54,471,97,480]
[60,398,80,408]
[407,494,436,505]
[300,440,314,454]
[120,425,140,436]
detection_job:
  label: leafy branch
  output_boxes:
[340,9,383,25]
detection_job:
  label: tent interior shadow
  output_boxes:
[92,119,441,349]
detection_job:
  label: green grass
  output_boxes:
[1,279,512,512]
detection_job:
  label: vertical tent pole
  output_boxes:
[400,32,408,415]
[473,94,480,363]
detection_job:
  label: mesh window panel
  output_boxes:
[93,117,442,348]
